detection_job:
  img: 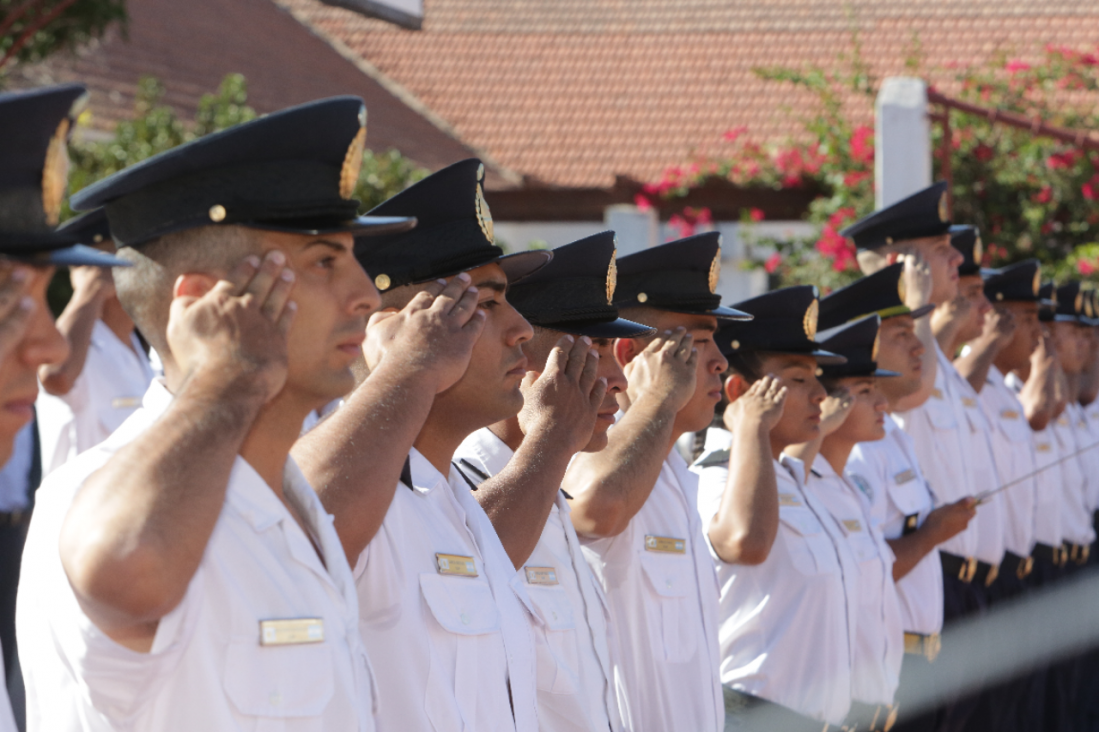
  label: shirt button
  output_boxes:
[665,580,673,589]
[460,612,470,625]
[270,691,282,707]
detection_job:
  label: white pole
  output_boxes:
[876,77,933,209]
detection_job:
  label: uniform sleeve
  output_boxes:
[694,464,728,563]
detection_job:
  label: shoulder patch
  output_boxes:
[849,473,874,502]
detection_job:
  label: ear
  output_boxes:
[614,337,641,367]
[724,372,751,402]
[173,272,219,299]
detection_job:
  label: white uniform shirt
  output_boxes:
[582,445,723,732]
[1005,373,1063,548]
[17,380,375,731]
[847,415,944,635]
[1073,405,1099,516]
[1052,403,1097,545]
[694,431,856,725]
[980,367,1038,557]
[894,343,978,558]
[1082,403,1099,513]
[455,428,621,732]
[0,422,35,512]
[807,455,902,706]
[354,447,538,732]
[36,321,154,475]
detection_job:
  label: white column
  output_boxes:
[875,77,932,209]
[604,204,657,256]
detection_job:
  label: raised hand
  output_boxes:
[723,373,787,434]
[923,497,977,544]
[519,334,608,453]
[362,272,484,394]
[0,264,36,364]
[167,250,296,404]
[69,262,116,302]
[900,249,934,310]
[982,306,1016,349]
[819,385,854,437]
[624,327,698,414]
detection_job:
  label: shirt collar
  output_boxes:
[405,447,449,495]
[811,453,838,479]
[226,455,317,532]
[703,425,731,452]
[459,428,515,478]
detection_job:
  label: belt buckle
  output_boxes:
[961,557,978,583]
[884,703,899,731]
[985,563,999,587]
[1018,555,1034,580]
[927,633,941,662]
[1079,545,1091,565]
[1071,544,1080,563]
[1056,545,1067,567]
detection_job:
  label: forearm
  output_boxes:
[60,375,263,630]
[565,397,677,538]
[39,289,104,395]
[887,530,939,581]
[954,338,998,393]
[708,427,778,565]
[294,361,436,563]
[474,433,576,568]
[1020,367,1055,430]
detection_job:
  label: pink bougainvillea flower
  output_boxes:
[1035,186,1053,204]
[1047,151,1079,170]
[1005,59,1031,73]
[849,126,874,165]
[1078,259,1096,276]
[634,194,653,211]
[749,208,765,222]
[844,171,871,187]
[722,126,748,143]
[974,144,994,162]
[764,252,782,274]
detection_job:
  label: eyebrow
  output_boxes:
[473,279,508,294]
[303,238,349,253]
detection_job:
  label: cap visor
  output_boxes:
[1054,314,1079,323]
[547,317,657,339]
[873,368,902,378]
[811,348,847,365]
[43,244,130,268]
[497,250,553,284]
[254,214,416,238]
[711,304,753,321]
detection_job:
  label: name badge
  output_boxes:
[524,566,558,585]
[436,553,478,577]
[778,493,802,507]
[1037,443,1052,453]
[1001,409,1020,420]
[1058,417,1070,427]
[842,519,863,532]
[259,618,324,646]
[894,469,917,485]
[644,535,686,554]
[931,388,944,400]
[111,396,141,409]
[962,397,977,408]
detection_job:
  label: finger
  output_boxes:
[660,327,687,353]
[261,267,296,321]
[434,272,473,313]
[367,310,398,328]
[566,336,592,381]
[675,333,694,361]
[588,376,608,408]
[220,255,262,294]
[419,278,448,300]
[579,345,600,394]
[242,250,287,304]
[449,285,481,324]
[404,287,440,314]
[544,335,573,378]
[276,300,297,335]
[773,386,788,403]
[685,346,699,370]
[520,370,538,392]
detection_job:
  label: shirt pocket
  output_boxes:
[223,640,333,725]
[638,550,698,664]
[526,584,581,695]
[923,392,959,432]
[779,507,836,576]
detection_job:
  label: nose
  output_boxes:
[506,304,534,346]
[809,377,827,405]
[350,262,382,316]
[710,345,729,375]
[23,302,69,369]
[598,352,627,394]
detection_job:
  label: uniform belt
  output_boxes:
[971,560,1000,588]
[940,552,978,583]
[1001,551,1034,580]
[0,510,29,528]
[844,700,899,732]
[903,632,941,662]
[1067,542,1091,566]
[1033,542,1067,567]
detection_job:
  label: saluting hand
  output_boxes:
[167,250,296,404]
[819,385,854,437]
[0,264,36,365]
[519,334,607,453]
[624,327,698,414]
[983,307,1016,349]
[362,272,485,394]
[723,373,786,434]
[900,249,934,310]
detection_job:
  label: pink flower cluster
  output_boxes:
[667,207,713,239]
[815,207,858,272]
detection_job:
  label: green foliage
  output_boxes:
[353,148,428,210]
[0,0,126,76]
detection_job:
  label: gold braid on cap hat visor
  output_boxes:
[872,329,881,362]
[42,118,71,227]
[804,299,819,339]
[938,191,949,223]
[1033,270,1041,297]
[606,251,617,305]
[974,236,983,266]
[709,252,721,293]
[339,125,367,200]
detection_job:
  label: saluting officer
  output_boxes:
[565,233,750,732]
[454,232,654,732]
[0,82,130,732]
[696,286,858,730]
[18,95,413,731]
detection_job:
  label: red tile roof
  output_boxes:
[280,0,1099,189]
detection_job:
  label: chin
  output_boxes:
[582,431,609,453]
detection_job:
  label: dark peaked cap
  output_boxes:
[950,225,982,276]
[1055,281,1085,322]
[840,181,951,251]
[50,209,129,268]
[818,263,934,331]
[0,83,128,267]
[613,233,750,320]
[507,232,655,339]
[356,159,550,290]
[717,285,844,364]
[71,96,415,247]
[1038,282,1058,323]
[817,315,899,379]
[983,259,1042,304]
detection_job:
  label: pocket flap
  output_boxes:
[224,640,333,717]
[887,476,927,514]
[778,506,822,537]
[639,551,690,598]
[419,573,501,636]
[924,394,958,431]
[525,585,576,631]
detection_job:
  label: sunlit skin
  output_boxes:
[1051,321,1085,376]
[616,311,725,438]
[521,332,626,451]
[0,266,69,463]
[728,352,826,457]
[884,234,963,306]
[872,315,924,405]
[992,302,1041,375]
[953,274,992,346]
[824,377,889,446]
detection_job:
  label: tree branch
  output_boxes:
[0,0,47,42]
[0,0,81,72]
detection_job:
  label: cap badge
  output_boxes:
[1033,269,1041,297]
[606,250,617,305]
[475,164,494,243]
[897,272,907,304]
[871,329,881,362]
[974,236,983,265]
[938,191,949,223]
[339,121,367,200]
[374,273,391,291]
[709,252,721,294]
[41,118,71,227]
[804,299,819,339]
